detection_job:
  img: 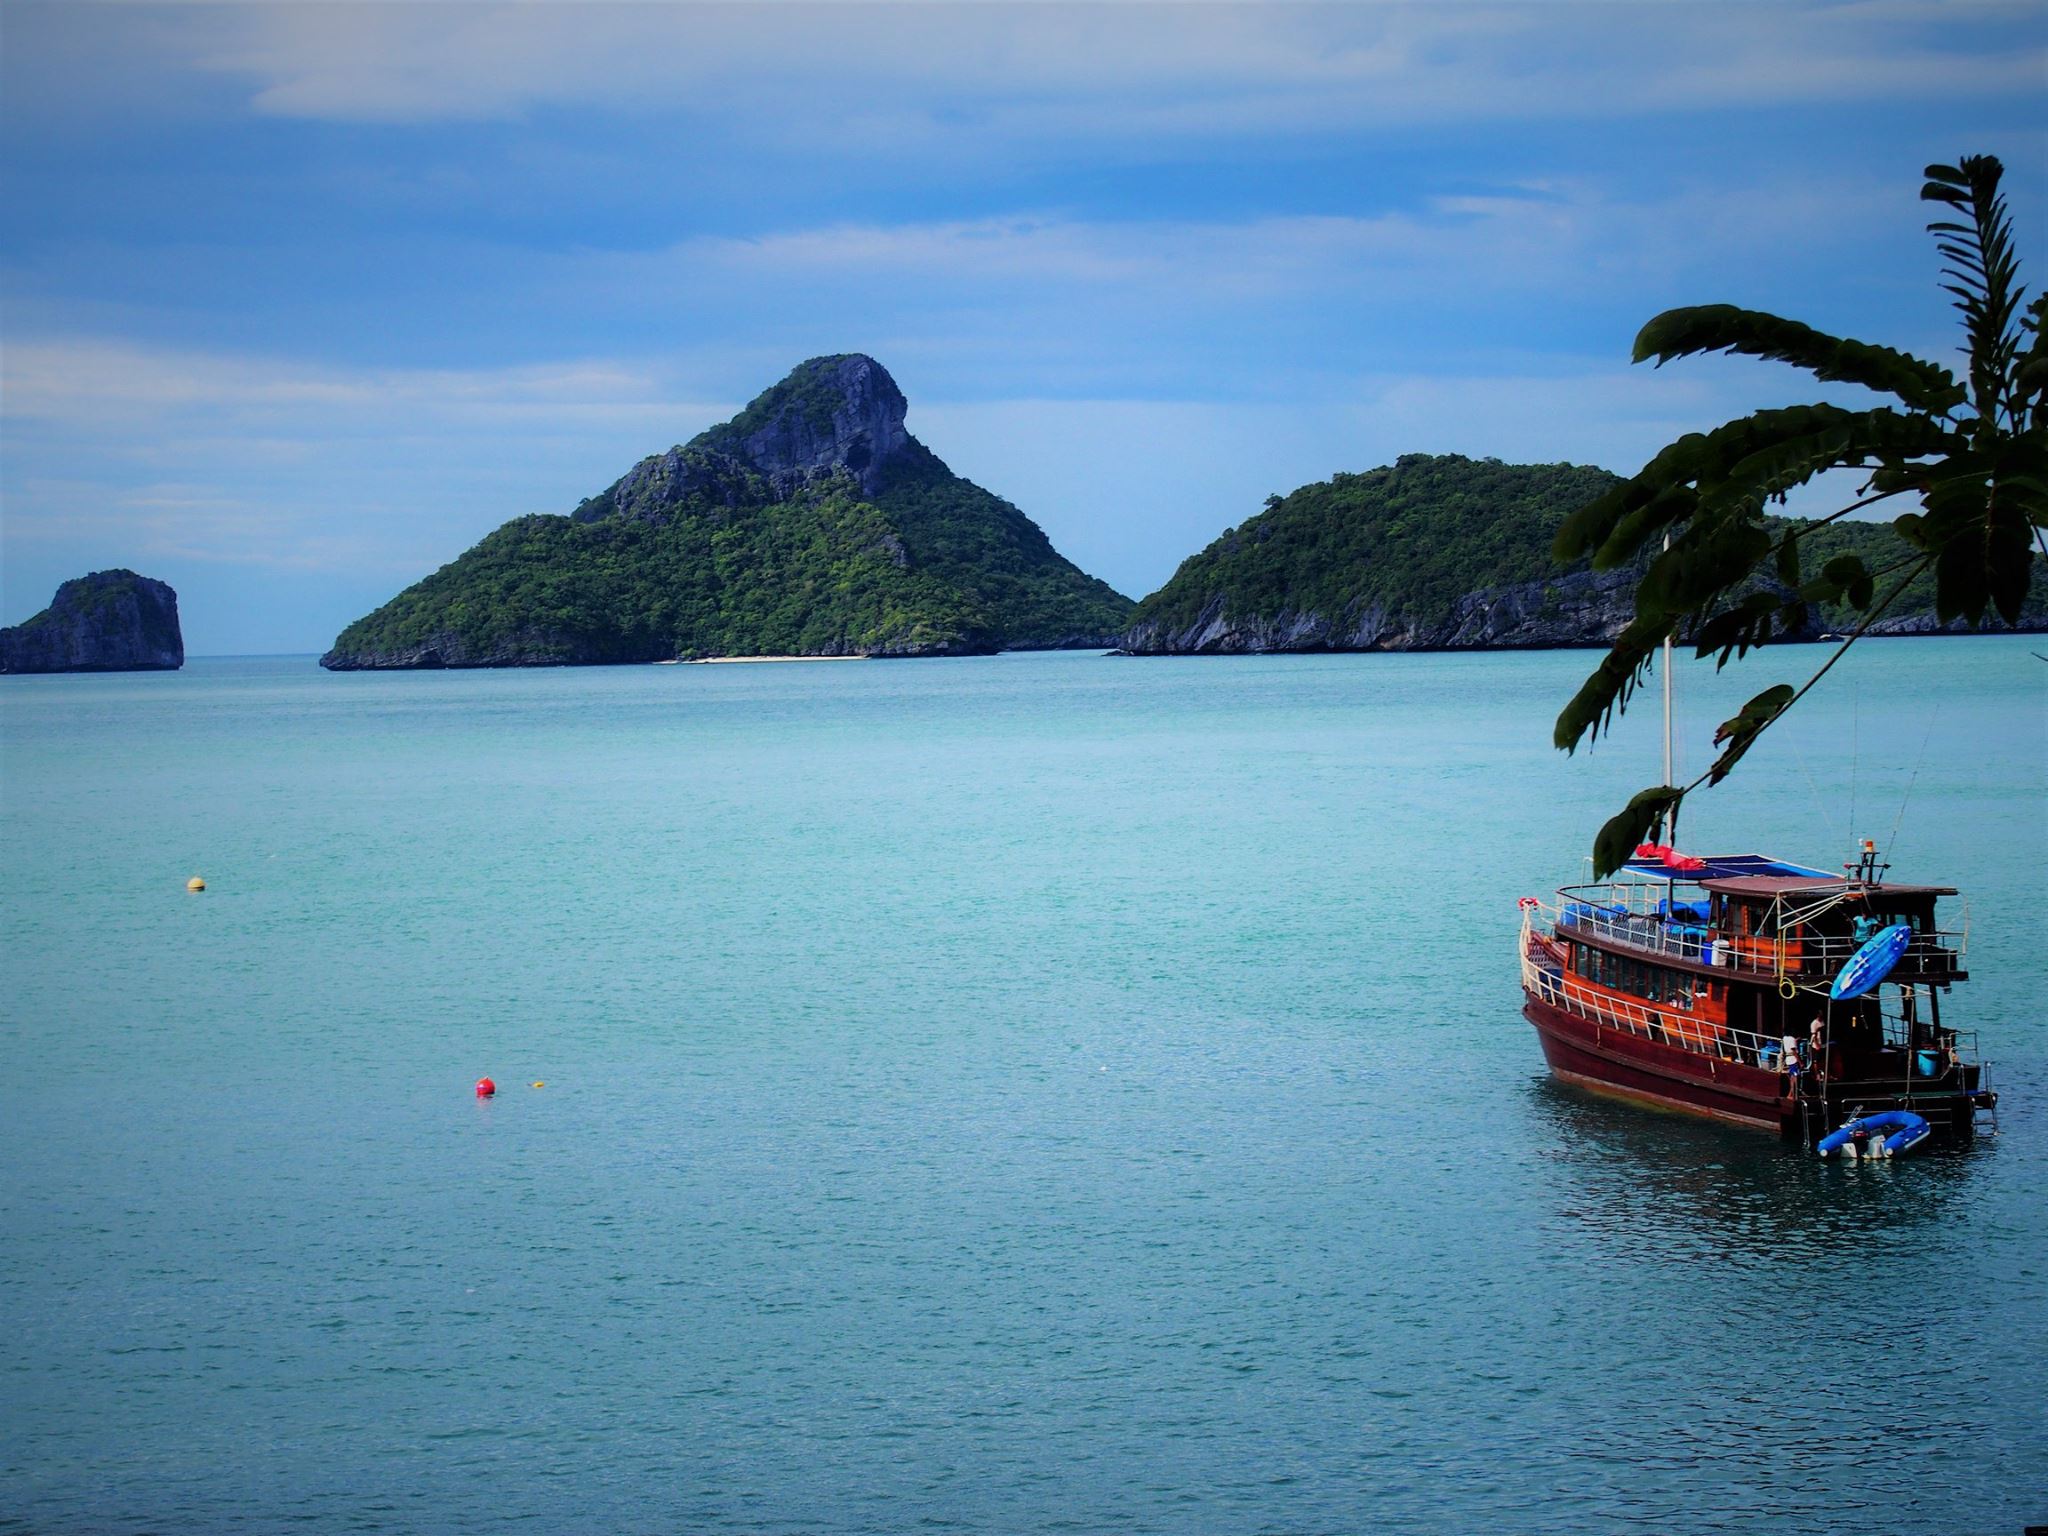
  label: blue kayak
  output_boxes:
[1831,923,1912,1000]
[1816,1109,1931,1158]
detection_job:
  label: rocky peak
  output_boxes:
[702,353,914,498]
[578,354,922,526]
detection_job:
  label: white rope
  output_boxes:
[1883,704,1939,864]
[1784,730,1843,848]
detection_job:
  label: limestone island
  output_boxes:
[1118,453,2048,654]
[1,570,184,674]
[321,354,1132,669]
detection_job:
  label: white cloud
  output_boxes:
[38,1,2045,133]
[0,338,742,597]
[0,338,706,431]
[559,172,1909,355]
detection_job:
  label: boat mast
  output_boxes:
[1662,530,1674,788]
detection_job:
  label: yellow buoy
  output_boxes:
[530,1081,545,1088]
[186,876,206,892]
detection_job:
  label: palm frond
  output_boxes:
[1553,406,1957,569]
[1633,305,1964,414]
[1923,156,2026,432]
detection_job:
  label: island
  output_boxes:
[1118,453,2048,653]
[321,355,1132,668]
[0,570,184,673]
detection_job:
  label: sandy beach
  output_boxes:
[678,654,867,665]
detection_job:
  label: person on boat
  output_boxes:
[1781,1035,1801,1091]
[1808,1017,1826,1071]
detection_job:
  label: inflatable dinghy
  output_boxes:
[1816,1109,1931,1159]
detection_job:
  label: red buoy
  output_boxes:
[475,1077,496,1098]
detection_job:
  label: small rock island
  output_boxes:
[0,570,184,673]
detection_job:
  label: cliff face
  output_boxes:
[323,355,1130,669]
[1,570,184,673]
[717,352,912,499]
[1120,566,1654,653]
[1121,561,2045,655]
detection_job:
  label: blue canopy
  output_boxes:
[1621,852,1835,881]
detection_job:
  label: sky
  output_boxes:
[2,1,2043,655]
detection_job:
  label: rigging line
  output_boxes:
[1783,729,1843,848]
[1884,703,1940,863]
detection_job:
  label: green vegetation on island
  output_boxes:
[1120,452,2043,654]
[323,355,1131,668]
[1126,454,1621,647]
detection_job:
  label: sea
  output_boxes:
[2,638,2043,1534]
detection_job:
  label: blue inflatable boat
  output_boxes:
[1816,1109,1931,1159]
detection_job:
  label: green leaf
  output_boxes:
[1632,305,1964,413]
[1821,553,1875,609]
[1707,684,1795,785]
[1633,518,1774,625]
[1553,616,1669,752]
[1691,590,1782,665]
[1592,784,1686,879]
[1775,533,1801,586]
[1553,406,1955,572]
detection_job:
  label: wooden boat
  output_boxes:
[1518,842,1998,1143]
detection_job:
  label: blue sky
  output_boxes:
[2,2,2043,654]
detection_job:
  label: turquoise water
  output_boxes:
[3,641,2043,1533]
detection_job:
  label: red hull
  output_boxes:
[1523,992,1791,1134]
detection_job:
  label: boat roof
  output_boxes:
[1700,875,1958,898]
[1621,852,1833,882]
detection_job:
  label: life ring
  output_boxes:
[1518,897,1541,910]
